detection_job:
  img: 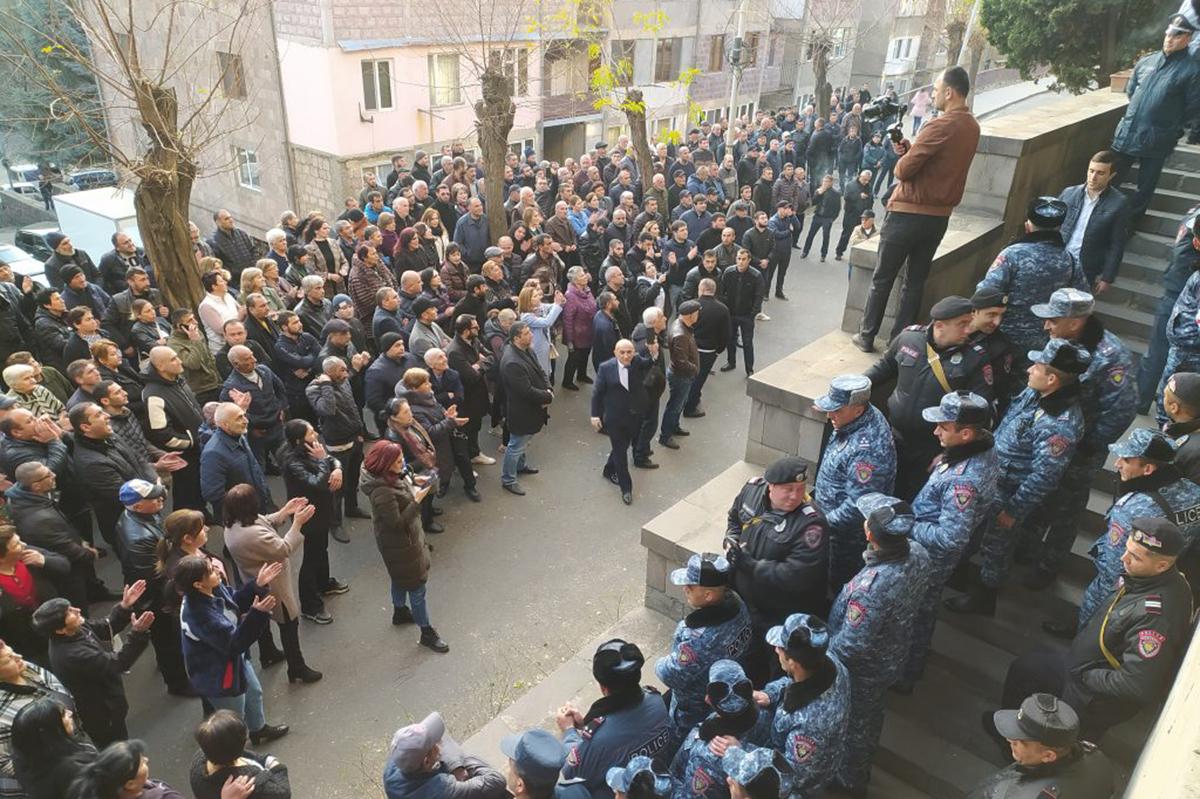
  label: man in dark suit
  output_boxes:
[499,321,554,496]
[97,232,154,296]
[1058,150,1131,294]
[590,338,656,505]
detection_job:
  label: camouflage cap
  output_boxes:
[1031,288,1095,319]
[720,746,794,797]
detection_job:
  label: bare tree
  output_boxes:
[800,0,896,117]
[0,0,264,308]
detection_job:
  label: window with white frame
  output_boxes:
[428,53,461,106]
[371,163,392,184]
[832,28,849,58]
[234,147,260,190]
[652,116,676,140]
[490,48,530,97]
[361,59,394,111]
[890,37,918,60]
[737,102,755,120]
[509,138,534,157]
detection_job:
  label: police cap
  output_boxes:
[1130,517,1186,556]
[921,391,991,427]
[993,693,1079,748]
[1031,287,1095,319]
[970,287,1008,309]
[706,659,753,715]
[928,295,974,321]
[763,456,810,484]
[765,613,830,658]
[592,639,644,685]
[605,757,673,798]
[856,493,914,538]
[1109,427,1176,462]
[1168,13,1197,34]
[1027,338,1091,375]
[813,374,871,412]
[669,553,731,587]
[721,746,794,798]
[500,729,565,785]
[1027,196,1068,228]
[1166,372,1200,410]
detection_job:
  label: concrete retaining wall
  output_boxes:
[0,190,56,228]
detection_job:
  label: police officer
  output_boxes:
[949,339,1089,615]
[812,374,897,590]
[899,391,997,693]
[970,694,1116,799]
[1025,288,1138,590]
[724,456,829,686]
[605,757,674,799]
[864,295,992,500]
[502,729,590,799]
[666,661,766,799]
[1162,371,1200,483]
[1051,429,1200,633]
[720,746,793,799]
[559,640,672,799]
[738,614,849,797]
[826,494,930,796]
[656,554,752,755]
[1138,212,1200,411]
[974,197,1087,370]
[1000,518,1193,741]
[1155,261,1200,426]
[968,287,1017,411]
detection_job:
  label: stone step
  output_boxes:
[1133,166,1200,196]
[1117,250,1169,284]
[1103,274,1165,316]
[1135,185,1200,217]
[1139,208,1187,238]
[873,710,997,799]
[1166,144,1200,173]
[1125,229,1175,260]
[1094,297,1155,339]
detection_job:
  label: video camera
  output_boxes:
[861,97,908,144]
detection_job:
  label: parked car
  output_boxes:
[1,182,40,197]
[6,163,56,183]
[0,243,45,281]
[14,226,61,262]
[67,168,118,191]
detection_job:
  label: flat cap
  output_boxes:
[1028,338,1091,375]
[929,295,974,320]
[31,598,71,634]
[322,318,352,335]
[677,300,702,315]
[993,694,1079,748]
[763,455,810,484]
[1130,517,1186,556]
[1109,428,1177,462]
[1031,288,1095,319]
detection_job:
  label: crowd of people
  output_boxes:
[0,22,1194,795]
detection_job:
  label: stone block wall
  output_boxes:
[290,145,342,216]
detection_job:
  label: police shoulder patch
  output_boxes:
[983,363,993,385]
[691,768,713,795]
[567,745,581,767]
[1038,787,1060,799]
[854,462,875,484]
[792,734,817,763]
[952,483,976,510]
[846,599,867,626]
[1046,435,1071,458]
[1108,522,1127,547]
[1138,629,1166,659]
[1108,367,1126,385]
[803,526,823,549]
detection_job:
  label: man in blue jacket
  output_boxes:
[384,711,507,799]
[1057,151,1130,294]
[766,203,801,300]
[219,345,289,470]
[1111,13,1200,218]
[200,401,275,514]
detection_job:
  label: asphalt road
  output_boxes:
[97,247,848,797]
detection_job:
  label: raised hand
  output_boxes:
[251,594,277,613]
[121,579,147,609]
[255,561,284,587]
[130,611,155,632]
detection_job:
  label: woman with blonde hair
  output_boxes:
[419,207,448,265]
[516,283,565,381]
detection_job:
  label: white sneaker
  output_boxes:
[471,454,496,465]
[756,312,770,321]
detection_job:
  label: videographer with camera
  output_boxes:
[852,66,981,353]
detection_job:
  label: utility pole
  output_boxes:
[726,0,747,147]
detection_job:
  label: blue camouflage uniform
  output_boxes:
[812,375,897,590]
[1027,292,1139,577]
[975,230,1087,358]
[1079,429,1200,626]
[667,661,768,799]
[748,615,850,799]
[1157,269,1200,426]
[606,756,674,799]
[656,555,753,755]
[979,340,1088,589]
[826,494,931,792]
[720,747,793,799]
[902,392,997,688]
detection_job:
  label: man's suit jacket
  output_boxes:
[1058,184,1131,284]
[590,356,651,428]
[500,344,553,436]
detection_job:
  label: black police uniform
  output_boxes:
[969,288,1018,415]
[725,463,829,686]
[865,303,993,500]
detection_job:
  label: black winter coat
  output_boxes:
[500,344,552,435]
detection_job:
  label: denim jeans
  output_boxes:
[501,432,533,485]
[391,580,431,626]
[207,660,265,731]
[660,371,695,441]
[685,351,718,413]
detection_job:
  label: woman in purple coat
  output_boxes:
[560,265,598,390]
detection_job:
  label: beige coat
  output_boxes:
[224,513,304,622]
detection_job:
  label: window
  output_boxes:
[509,138,534,157]
[371,163,392,184]
[361,59,393,111]
[234,147,259,190]
[770,34,784,66]
[655,37,682,82]
[652,116,676,140]
[743,32,759,67]
[490,48,529,97]
[428,53,461,106]
[898,0,929,15]
[707,35,725,72]
[115,32,131,53]
[611,39,636,79]
[217,52,246,99]
[889,37,917,60]
[832,28,849,58]
[737,102,755,120]
[606,125,626,146]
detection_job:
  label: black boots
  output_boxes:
[249,723,289,745]
[287,665,323,684]
[944,580,997,616]
[419,626,450,653]
[392,606,415,626]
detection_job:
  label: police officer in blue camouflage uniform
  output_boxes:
[1162,371,1200,484]
[739,614,849,798]
[720,746,794,799]
[1156,263,1200,426]
[898,391,997,692]
[812,374,897,591]
[864,295,993,501]
[1000,519,1193,742]
[948,339,1089,615]
[656,555,752,756]
[1138,211,1200,412]
[1051,429,1200,633]
[724,456,830,687]
[1025,289,1139,590]
[559,640,672,799]
[826,494,930,796]
[606,756,674,799]
[667,661,766,799]
[501,728,590,799]
[974,198,1087,372]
